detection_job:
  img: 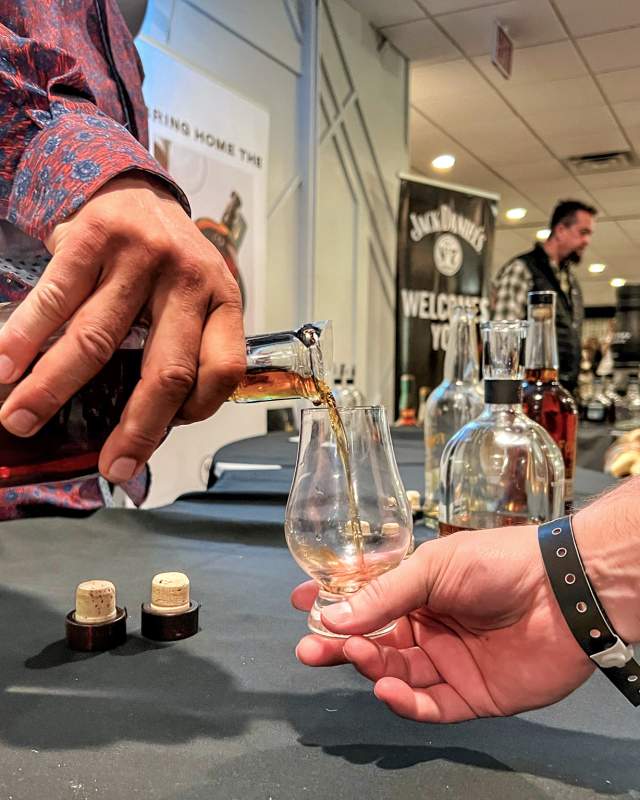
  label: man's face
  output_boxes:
[554,210,595,262]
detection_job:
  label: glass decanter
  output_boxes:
[522,291,578,514]
[423,306,483,518]
[438,320,565,535]
[285,406,412,637]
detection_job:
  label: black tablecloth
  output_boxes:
[183,428,617,537]
[0,508,638,799]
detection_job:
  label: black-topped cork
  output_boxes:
[65,579,127,652]
[141,572,199,642]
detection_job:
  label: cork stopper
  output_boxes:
[406,490,421,512]
[149,572,191,615]
[382,522,400,537]
[345,519,371,536]
[74,580,118,624]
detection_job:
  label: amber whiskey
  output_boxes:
[522,292,578,512]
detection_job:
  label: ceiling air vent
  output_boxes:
[565,150,636,174]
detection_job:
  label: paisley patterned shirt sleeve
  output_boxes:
[0,22,189,241]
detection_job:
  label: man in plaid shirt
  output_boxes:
[491,200,597,391]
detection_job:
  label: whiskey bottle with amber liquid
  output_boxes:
[522,291,578,514]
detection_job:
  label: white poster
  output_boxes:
[136,39,269,334]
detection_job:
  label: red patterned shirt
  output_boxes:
[0,0,188,518]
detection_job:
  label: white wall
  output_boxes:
[315,0,408,410]
[137,0,408,507]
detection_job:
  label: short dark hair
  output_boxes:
[550,200,597,232]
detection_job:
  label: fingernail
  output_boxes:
[107,457,139,483]
[0,354,16,382]
[4,409,39,435]
[323,601,353,625]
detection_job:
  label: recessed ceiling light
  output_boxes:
[610,278,626,288]
[506,207,527,221]
[431,154,456,170]
[588,263,606,273]
[536,228,550,240]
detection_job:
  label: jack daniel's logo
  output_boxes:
[409,204,487,253]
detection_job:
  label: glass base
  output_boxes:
[308,591,397,639]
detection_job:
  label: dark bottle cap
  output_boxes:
[141,601,200,642]
[65,607,127,652]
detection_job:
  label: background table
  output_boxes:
[0,507,638,800]
[185,428,617,538]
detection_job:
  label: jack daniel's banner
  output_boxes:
[395,177,497,411]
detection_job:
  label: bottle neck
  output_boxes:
[526,312,559,371]
[484,379,523,406]
[443,317,479,383]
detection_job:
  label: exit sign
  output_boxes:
[492,21,513,79]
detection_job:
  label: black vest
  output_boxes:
[517,244,582,391]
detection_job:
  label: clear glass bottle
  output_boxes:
[522,291,578,514]
[624,372,640,424]
[395,373,418,426]
[438,320,565,535]
[586,376,614,424]
[423,307,483,518]
[344,366,366,407]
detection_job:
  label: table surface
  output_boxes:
[0,506,638,800]
[0,429,632,799]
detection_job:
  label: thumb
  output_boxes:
[321,537,452,635]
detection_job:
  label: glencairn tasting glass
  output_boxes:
[522,291,578,513]
[285,406,412,637]
[423,307,483,518]
[0,300,332,488]
[439,320,565,535]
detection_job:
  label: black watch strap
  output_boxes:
[539,516,640,706]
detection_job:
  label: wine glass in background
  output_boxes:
[285,406,412,637]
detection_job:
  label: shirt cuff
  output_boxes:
[6,109,190,241]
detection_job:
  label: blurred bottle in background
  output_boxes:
[423,307,483,518]
[395,373,418,427]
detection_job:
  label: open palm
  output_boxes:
[292,524,594,723]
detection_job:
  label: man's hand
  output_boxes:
[0,173,245,483]
[292,525,595,723]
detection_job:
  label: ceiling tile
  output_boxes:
[344,0,424,27]
[554,0,640,38]
[527,105,620,137]
[382,18,461,62]
[544,130,629,160]
[588,185,640,215]
[590,221,635,249]
[418,0,501,14]
[579,167,640,190]
[579,28,640,73]
[618,220,640,244]
[612,100,640,128]
[475,41,586,86]
[437,0,566,57]
[499,76,602,114]
[597,68,640,104]
[411,58,487,104]
[517,176,595,210]
[498,158,569,183]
